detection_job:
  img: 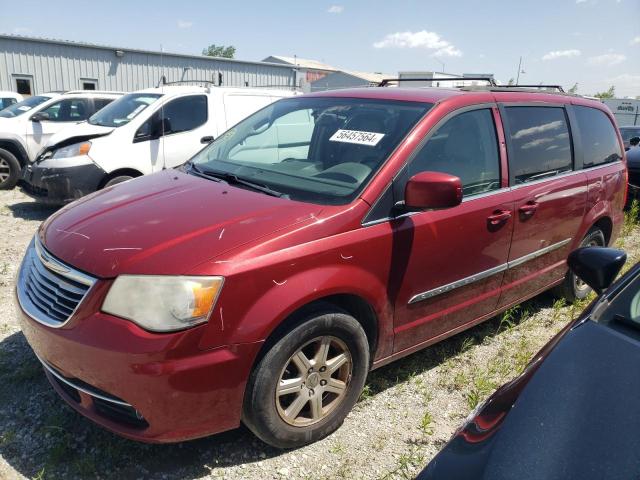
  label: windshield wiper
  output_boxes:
[188,164,286,198]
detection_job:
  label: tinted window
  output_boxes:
[40,99,91,122]
[505,107,572,184]
[161,95,208,134]
[410,109,501,197]
[575,106,623,167]
[93,98,114,113]
[620,127,640,143]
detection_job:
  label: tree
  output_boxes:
[202,44,236,59]
[568,83,578,94]
[593,85,616,100]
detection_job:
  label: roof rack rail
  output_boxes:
[378,77,497,87]
[157,77,218,88]
[500,84,565,92]
[63,90,124,95]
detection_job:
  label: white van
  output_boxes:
[0,91,23,111]
[0,91,123,188]
[20,84,298,204]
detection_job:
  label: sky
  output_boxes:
[1,0,639,96]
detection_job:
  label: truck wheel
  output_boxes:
[103,175,133,188]
[242,309,369,449]
[0,148,21,190]
[555,227,606,302]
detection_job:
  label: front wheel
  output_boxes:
[0,148,21,190]
[242,309,369,449]
[103,175,134,188]
[555,227,606,302]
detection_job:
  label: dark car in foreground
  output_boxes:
[418,246,640,480]
[620,126,640,150]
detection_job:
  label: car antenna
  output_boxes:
[160,44,167,170]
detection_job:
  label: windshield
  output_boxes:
[187,97,432,205]
[88,93,162,127]
[0,96,51,118]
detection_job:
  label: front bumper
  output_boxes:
[16,284,262,443]
[20,160,106,205]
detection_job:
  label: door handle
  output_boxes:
[519,201,539,217]
[487,209,512,226]
[200,136,214,144]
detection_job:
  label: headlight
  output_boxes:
[52,141,91,159]
[102,275,224,332]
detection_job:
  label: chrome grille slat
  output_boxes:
[26,281,74,315]
[29,255,87,296]
[17,237,96,328]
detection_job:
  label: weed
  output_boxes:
[32,468,45,480]
[419,411,434,436]
[623,200,640,237]
[358,384,372,402]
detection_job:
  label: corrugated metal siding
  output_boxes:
[0,37,296,94]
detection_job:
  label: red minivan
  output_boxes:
[15,86,626,448]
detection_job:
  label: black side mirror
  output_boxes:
[200,136,214,144]
[630,136,640,148]
[151,118,172,139]
[30,112,50,122]
[568,247,627,294]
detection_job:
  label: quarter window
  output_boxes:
[504,107,572,184]
[574,106,622,167]
[409,109,501,197]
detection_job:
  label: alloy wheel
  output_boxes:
[0,158,9,183]
[276,336,352,427]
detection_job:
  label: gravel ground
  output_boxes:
[1,188,639,480]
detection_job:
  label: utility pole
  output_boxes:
[435,58,445,73]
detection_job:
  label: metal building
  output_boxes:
[0,34,298,95]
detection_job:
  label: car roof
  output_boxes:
[304,86,607,110]
[61,91,124,98]
[134,85,296,97]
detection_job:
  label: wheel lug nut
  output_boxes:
[309,389,314,396]
[319,366,327,372]
[308,368,314,374]
[320,380,327,386]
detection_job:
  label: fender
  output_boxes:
[0,136,29,164]
[200,263,394,361]
[575,199,614,249]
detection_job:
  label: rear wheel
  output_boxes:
[242,309,369,449]
[0,148,21,190]
[555,227,605,302]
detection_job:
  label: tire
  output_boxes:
[0,148,21,190]
[242,309,370,449]
[103,175,133,188]
[555,227,606,302]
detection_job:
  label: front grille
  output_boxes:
[17,237,95,327]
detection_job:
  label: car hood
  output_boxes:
[40,170,323,278]
[41,122,114,153]
[419,320,640,479]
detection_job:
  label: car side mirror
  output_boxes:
[630,136,640,148]
[30,112,50,122]
[567,247,627,294]
[151,118,172,139]
[404,171,462,210]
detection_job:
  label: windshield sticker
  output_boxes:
[17,106,31,111]
[329,129,385,147]
[127,104,147,119]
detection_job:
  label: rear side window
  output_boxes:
[410,108,501,197]
[162,95,208,134]
[574,106,622,167]
[93,98,114,113]
[40,99,92,122]
[504,107,572,184]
